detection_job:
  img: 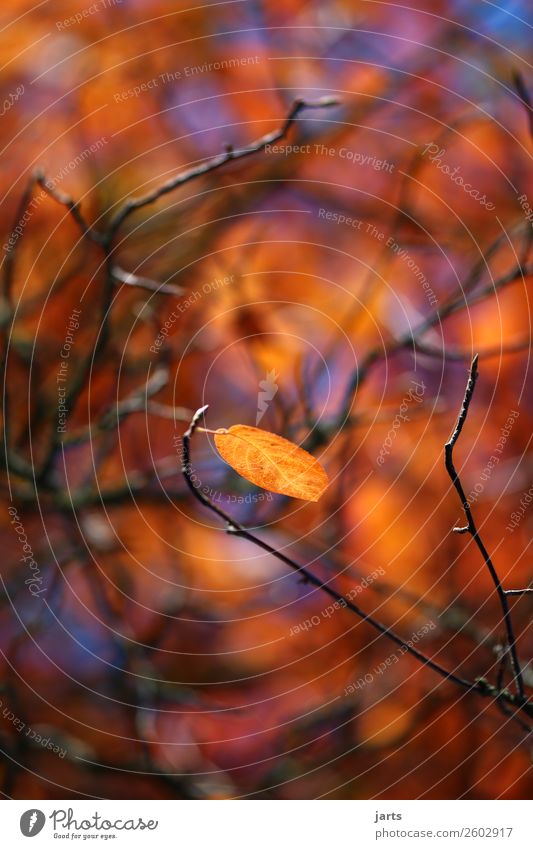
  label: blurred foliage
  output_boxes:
[0,0,532,799]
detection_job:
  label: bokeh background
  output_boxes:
[0,0,532,799]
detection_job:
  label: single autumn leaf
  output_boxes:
[214,425,328,501]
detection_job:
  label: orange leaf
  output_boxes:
[214,425,328,502]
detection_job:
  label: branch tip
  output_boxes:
[185,405,209,439]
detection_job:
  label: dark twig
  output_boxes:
[105,96,338,245]
[505,588,533,596]
[1,172,49,487]
[495,643,508,695]
[33,175,183,297]
[34,98,339,281]
[444,356,527,703]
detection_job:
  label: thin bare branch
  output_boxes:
[111,265,184,296]
[512,69,533,141]
[2,171,42,304]
[35,171,103,246]
[105,97,339,243]
[444,356,528,703]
